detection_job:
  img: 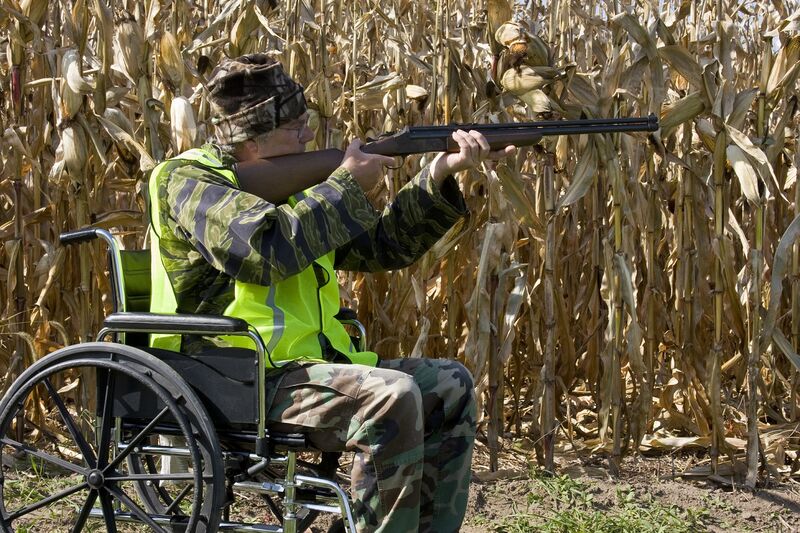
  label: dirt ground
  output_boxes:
[461,439,800,533]
[3,433,799,532]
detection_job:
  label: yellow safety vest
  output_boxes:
[147,148,379,368]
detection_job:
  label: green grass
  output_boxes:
[3,460,152,532]
[490,471,711,533]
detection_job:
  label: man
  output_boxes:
[147,54,514,532]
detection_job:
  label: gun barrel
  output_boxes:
[403,114,659,139]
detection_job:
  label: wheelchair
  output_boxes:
[0,227,360,532]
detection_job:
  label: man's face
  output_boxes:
[248,113,314,159]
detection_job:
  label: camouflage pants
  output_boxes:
[265,358,477,533]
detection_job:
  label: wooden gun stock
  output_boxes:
[234,114,659,204]
[235,148,344,204]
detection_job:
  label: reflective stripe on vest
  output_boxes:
[147,148,378,368]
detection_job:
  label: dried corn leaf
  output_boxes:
[349,73,406,110]
[96,115,156,171]
[726,124,781,200]
[771,328,800,372]
[558,141,598,209]
[33,248,65,308]
[498,263,526,365]
[658,45,704,91]
[465,223,503,379]
[492,164,539,228]
[763,213,800,341]
[726,144,761,206]
[766,36,800,97]
[727,88,759,131]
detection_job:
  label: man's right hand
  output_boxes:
[340,139,395,192]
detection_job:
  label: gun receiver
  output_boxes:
[236,114,659,203]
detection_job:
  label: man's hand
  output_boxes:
[429,130,515,183]
[340,139,395,192]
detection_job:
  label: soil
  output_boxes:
[460,439,800,533]
[4,435,799,532]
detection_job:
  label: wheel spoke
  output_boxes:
[104,406,170,473]
[70,489,98,533]
[42,378,97,468]
[1,437,88,476]
[98,488,118,533]
[164,483,193,514]
[96,368,116,468]
[7,482,88,521]
[106,485,169,533]
[105,473,195,482]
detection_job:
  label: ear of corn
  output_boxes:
[61,123,88,181]
[157,31,185,93]
[170,96,197,153]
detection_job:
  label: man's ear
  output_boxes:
[235,138,259,160]
[245,138,261,155]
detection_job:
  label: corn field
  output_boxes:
[1,0,799,487]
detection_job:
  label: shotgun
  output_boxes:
[235,114,659,203]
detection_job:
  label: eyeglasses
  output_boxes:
[278,115,310,141]
[274,84,306,128]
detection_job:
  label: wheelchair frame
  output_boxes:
[0,227,359,532]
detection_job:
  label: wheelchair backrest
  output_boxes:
[107,248,151,347]
[112,249,152,313]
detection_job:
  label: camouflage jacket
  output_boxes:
[151,143,467,317]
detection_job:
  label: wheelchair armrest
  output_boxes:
[335,307,366,352]
[103,312,250,334]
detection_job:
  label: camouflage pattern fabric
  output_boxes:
[152,143,467,320]
[152,136,475,529]
[207,54,308,146]
[265,358,477,533]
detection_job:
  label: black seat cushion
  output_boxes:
[113,346,258,429]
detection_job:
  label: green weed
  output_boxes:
[491,472,711,533]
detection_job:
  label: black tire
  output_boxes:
[0,343,225,532]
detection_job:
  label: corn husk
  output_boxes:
[62,49,93,94]
[113,19,144,83]
[61,124,87,180]
[170,96,197,153]
[157,31,185,91]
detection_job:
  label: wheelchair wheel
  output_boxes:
[126,435,207,525]
[0,343,225,532]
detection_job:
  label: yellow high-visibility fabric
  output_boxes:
[147,148,378,367]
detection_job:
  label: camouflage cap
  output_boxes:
[206,54,307,145]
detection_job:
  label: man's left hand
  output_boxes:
[429,130,515,183]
